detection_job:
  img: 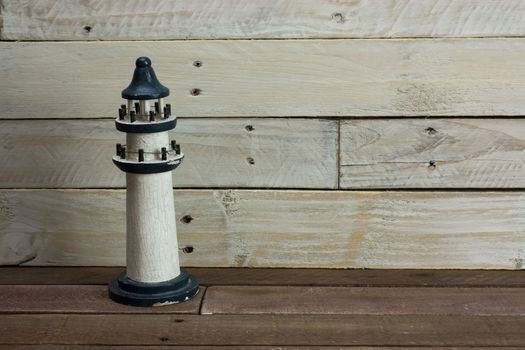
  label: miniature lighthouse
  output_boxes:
[108,57,199,307]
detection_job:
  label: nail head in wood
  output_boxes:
[190,88,201,96]
[425,127,437,135]
[331,12,345,23]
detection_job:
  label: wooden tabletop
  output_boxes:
[1,267,525,348]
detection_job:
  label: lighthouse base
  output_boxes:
[108,268,199,307]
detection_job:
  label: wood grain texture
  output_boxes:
[202,286,525,316]
[0,285,204,314]
[3,268,525,287]
[123,122,182,282]
[340,119,525,188]
[3,0,525,40]
[1,347,517,350]
[126,171,181,282]
[4,40,525,118]
[0,119,336,188]
[1,190,525,269]
[1,314,525,346]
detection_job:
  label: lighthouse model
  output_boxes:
[108,57,199,307]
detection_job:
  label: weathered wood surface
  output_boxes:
[340,119,525,188]
[4,267,525,287]
[4,40,525,118]
[1,347,516,350]
[0,119,336,189]
[1,190,525,269]
[1,268,524,347]
[3,0,525,40]
[1,314,524,346]
[202,286,525,316]
[13,284,525,316]
[0,285,204,314]
[4,118,525,189]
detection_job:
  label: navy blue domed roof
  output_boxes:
[121,57,169,100]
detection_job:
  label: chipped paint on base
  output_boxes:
[153,300,179,307]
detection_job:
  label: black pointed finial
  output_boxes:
[121,57,170,100]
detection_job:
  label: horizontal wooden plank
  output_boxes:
[0,118,336,188]
[340,119,525,188]
[0,285,204,314]
[3,0,525,40]
[0,347,515,350]
[3,40,525,118]
[3,268,525,287]
[1,190,525,269]
[202,286,525,316]
[1,314,524,346]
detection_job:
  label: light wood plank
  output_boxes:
[340,119,525,188]
[1,190,525,269]
[202,286,525,316]
[3,268,525,287]
[1,314,524,346]
[3,0,525,40]
[3,40,525,118]
[0,285,204,314]
[0,119,336,188]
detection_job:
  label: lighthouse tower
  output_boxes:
[108,57,199,307]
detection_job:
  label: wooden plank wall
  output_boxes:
[0,0,524,269]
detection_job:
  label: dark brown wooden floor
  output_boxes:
[1,268,525,348]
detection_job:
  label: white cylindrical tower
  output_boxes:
[108,57,199,307]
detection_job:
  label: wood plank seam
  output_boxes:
[197,285,208,315]
[336,118,341,189]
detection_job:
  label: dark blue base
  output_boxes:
[108,268,199,307]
